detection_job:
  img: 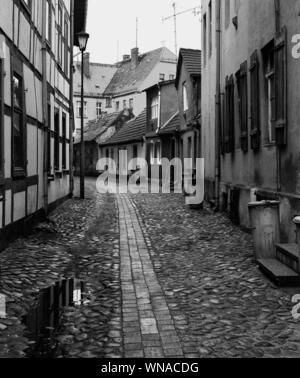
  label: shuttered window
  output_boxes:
[224,75,235,153]
[250,50,260,150]
[274,27,287,146]
[237,61,248,153]
[54,108,60,171]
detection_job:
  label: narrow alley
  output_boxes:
[0,179,299,359]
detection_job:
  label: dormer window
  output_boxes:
[151,96,159,120]
[183,83,188,112]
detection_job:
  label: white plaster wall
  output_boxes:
[14,192,26,222]
[0,201,3,229]
[5,190,11,226]
[0,0,13,39]
[27,185,38,215]
[27,124,38,177]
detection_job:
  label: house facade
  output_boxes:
[74,109,134,176]
[0,0,87,250]
[73,47,177,131]
[201,0,300,241]
[73,53,117,131]
[145,80,179,174]
[175,48,201,168]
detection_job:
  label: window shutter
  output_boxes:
[274,26,287,146]
[239,62,248,153]
[228,75,235,153]
[224,76,230,153]
[250,50,260,151]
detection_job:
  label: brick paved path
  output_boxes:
[118,195,183,358]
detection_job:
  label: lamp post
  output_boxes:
[77,31,89,199]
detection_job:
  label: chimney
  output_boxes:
[83,52,90,77]
[131,48,139,69]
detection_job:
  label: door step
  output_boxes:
[257,258,300,287]
[276,243,299,274]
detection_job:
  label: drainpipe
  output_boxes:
[214,0,221,210]
[41,0,48,215]
[69,0,75,196]
[274,0,281,193]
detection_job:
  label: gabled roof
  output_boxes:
[102,109,147,146]
[74,0,89,46]
[175,48,202,88]
[74,109,133,144]
[104,47,177,96]
[158,112,180,135]
[74,62,118,96]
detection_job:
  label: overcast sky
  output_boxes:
[82,0,202,64]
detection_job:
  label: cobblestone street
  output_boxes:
[0,179,300,358]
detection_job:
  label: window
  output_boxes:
[0,60,3,176]
[47,104,52,173]
[133,145,138,160]
[57,3,63,66]
[64,17,69,75]
[123,100,127,109]
[274,27,287,146]
[225,0,231,29]
[62,113,67,169]
[208,1,212,57]
[183,83,188,112]
[76,101,87,118]
[54,109,60,171]
[203,13,207,66]
[96,102,102,118]
[150,141,161,165]
[12,73,26,175]
[250,51,260,150]
[106,98,112,108]
[236,62,248,152]
[46,0,52,45]
[263,42,275,143]
[159,73,165,82]
[169,74,175,80]
[224,75,235,153]
[129,98,134,109]
[115,101,119,112]
[151,96,159,120]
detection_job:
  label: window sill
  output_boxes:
[62,169,70,175]
[54,171,63,178]
[48,174,55,182]
[263,142,276,148]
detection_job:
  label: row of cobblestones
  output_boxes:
[130,193,300,358]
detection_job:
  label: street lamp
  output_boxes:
[77,31,89,199]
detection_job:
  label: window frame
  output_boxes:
[46,0,52,47]
[57,2,63,67]
[54,108,60,171]
[159,73,165,82]
[62,112,67,170]
[11,61,26,178]
[96,101,102,118]
[151,96,159,120]
[183,82,189,112]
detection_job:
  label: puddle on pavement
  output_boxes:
[22,278,85,358]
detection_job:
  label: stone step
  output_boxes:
[276,243,300,273]
[257,258,300,287]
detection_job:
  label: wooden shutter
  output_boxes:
[228,75,235,153]
[274,26,287,146]
[250,50,260,150]
[239,62,248,153]
[224,76,230,153]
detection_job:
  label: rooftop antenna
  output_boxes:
[162,2,201,55]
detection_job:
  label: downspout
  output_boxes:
[214,0,221,209]
[41,0,48,215]
[69,0,75,196]
[274,0,282,193]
